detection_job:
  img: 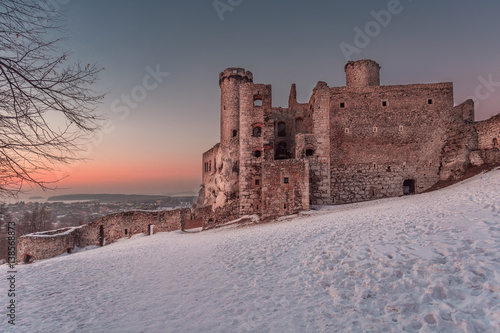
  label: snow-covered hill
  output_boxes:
[2,170,500,332]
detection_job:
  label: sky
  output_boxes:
[18,0,500,200]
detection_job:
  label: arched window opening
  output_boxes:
[493,137,498,148]
[253,150,262,158]
[277,122,286,137]
[254,96,263,107]
[295,118,304,133]
[252,126,262,138]
[305,149,314,157]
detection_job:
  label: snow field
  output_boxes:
[1,170,499,332]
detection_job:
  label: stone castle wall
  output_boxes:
[329,82,454,203]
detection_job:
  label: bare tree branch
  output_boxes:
[0,0,104,198]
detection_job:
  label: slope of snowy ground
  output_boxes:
[2,170,500,332]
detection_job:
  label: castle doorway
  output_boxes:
[148,224,154,235]
[23,254,33,264]
[99,226,105,246]
[403,179,415,195]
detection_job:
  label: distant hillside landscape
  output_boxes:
[47,194,196,203]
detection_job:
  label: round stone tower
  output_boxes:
[219,68,253,146]
[345,60,381,87]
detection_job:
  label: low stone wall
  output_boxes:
[17,208,191,262]
[77,209,190,247]
[17,227,81,262]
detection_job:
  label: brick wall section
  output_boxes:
[261,160,309,219]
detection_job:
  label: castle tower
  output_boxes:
[219,68,253,146]
[345,60,381,87]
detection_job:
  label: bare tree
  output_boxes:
[0,0,104,197]
[20,203,53,235]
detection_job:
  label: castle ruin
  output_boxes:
[196,59,500,228]
[16,59,500,262]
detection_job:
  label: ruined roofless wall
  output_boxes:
[329,82,454,204]
[471,113,500,166]
[77,209,189,247]
[17,227,80,262]
[17,209,190,262]
[475,113,500,150]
